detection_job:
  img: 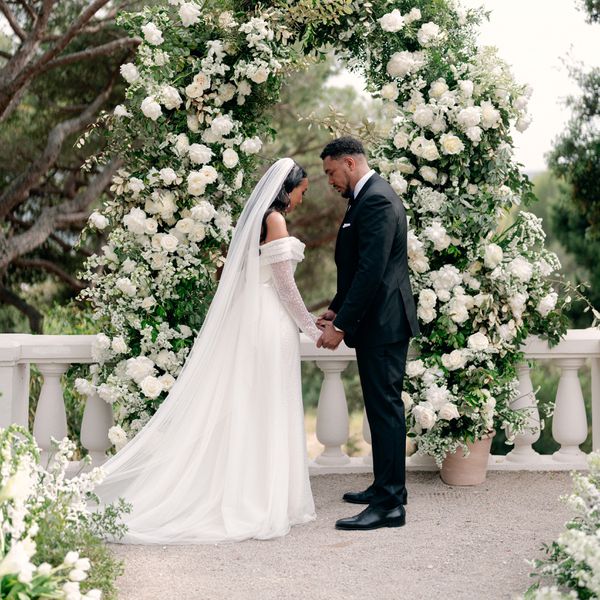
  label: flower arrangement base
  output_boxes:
[440,433,495,486]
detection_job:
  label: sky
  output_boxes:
[329,1,600,172]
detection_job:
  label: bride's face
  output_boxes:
[287,178,309,212]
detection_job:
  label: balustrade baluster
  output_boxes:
[361,407,373,466]
[80,390,113,467]
[506,363,541,463]
[552,357,587,462]
[314,360,351,466]
[33,363,69,463]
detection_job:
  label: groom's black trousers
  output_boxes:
[355,339,409,509]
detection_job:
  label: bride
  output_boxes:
[94,158,323,544]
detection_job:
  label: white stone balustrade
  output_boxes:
[0,329,599,473]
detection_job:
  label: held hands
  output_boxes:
[316,321,344,350]
[316,309,336,330]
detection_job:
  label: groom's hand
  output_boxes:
[317,309,336,329]
[317,322,344,350]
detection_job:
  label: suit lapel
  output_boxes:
[351,172,379,208]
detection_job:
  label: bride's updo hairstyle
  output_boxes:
[260,161,307,243]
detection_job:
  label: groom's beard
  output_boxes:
[340,184,352,199]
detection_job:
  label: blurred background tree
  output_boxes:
[0,0,141,333]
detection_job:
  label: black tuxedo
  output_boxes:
[331,172,419,509]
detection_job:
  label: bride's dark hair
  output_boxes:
[260,161,307,243]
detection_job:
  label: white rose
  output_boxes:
[386,51,425,78]
[380,83,399,101]
[426,383,450,410]
[406,359,426,378]
[456,106,481,129]
[514,96,529,111]
[484,243,503,269]
[410,136,440,161]
[159,167,178,185]
[159,374,176,391]
[509,293,528,319]
[537,292,558,317]
[187,171,206,196]
[188,143,213,165]
[413,402,437,429]
[393,131,409,149]
[419,166,437,184]
[413,104,435,128]
[114,104,131,118]
[429,78,448,99]
[217,83,236,103]
[248,65,269,84]
[116,277,136,297]
[140,375,164,399]
[185,81,204,99]
[507,256,533,282]
[240,136,262,154]
[175,133,190,155]
[74,378,94,396]
[210,115,234,137]
[179,324,193,338]
[141,296,157,309]
[417,22,441,46]
[439,402,460,420]
[108,425,128,451]
[126,356,155,383]
[516,115,532,132]
[111,336,128,354]
[123,207,147,234]
[465,126,482,144]
[419,288,437,308]
[141,22,164,45]
[127,177,145,196]
[187,113,200,132]
[468,332,490,352]
[405,7,421,23]
[119,63,139,84]
[191,200,217,222]
[141,96,162,121]
[218,10,236,28]
[175,217,194,234]
[69,569,87,582]
[223,148,239,168]
[417,305,436,323]
[214,211,232,235]
[458,80,474,98]
[189,222,206,242]
[144,218,158,234]
[439,133,465,155]
[161,85,182,110]
[447,296,470,324]
[441,349,468,371]
[423,220,451,251]
[379,9,405,32]
[389,172,408,195]
[88,211,108,229]
[97,383,119,404]
[179,2,201,26]
[160,234,179,252]
[480,100,501,129]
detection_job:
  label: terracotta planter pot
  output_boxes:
[440,432,495,486]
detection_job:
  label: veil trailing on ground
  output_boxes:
[93,158,296,543]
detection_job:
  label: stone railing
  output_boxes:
[1,330,598,473]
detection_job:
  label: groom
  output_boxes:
[317,136,419,531]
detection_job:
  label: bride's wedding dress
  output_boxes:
[93,159,321,544]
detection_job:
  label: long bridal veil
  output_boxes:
[93,158,296,543]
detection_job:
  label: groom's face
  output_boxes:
[323,156,353,199]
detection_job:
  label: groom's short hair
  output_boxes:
[320,137,366,160]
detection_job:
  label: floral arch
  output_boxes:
[80,0,567,463]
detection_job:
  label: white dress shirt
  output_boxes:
[352,169,375,200]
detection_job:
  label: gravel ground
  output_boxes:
[109,471,573,600]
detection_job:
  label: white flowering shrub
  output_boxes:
[80,0,574,458]
[0,426,129,599]
[524,452,600,599]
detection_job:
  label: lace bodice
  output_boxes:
[258,237,320,342]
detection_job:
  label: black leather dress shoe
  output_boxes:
[342,489,407,505]
[335,505,406,531]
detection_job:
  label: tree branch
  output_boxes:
[16,0,37,22]
[0,286,43,333]
[0,74,117,219]
[0,0,26,39]
[39,36,141,74]
[13,258,85,291]
[0,50,13,59]
[0,159,122,270]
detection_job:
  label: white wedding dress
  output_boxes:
[93,158,321,544]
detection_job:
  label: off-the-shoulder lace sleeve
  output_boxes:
[259,236,305,265]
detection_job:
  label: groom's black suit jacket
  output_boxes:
[331,173,420,348]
